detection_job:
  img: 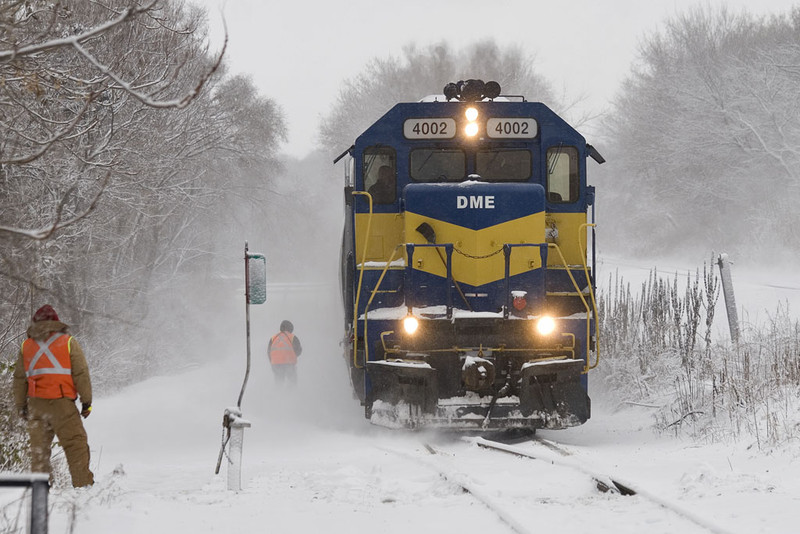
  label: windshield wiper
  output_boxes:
[547,143,564,176]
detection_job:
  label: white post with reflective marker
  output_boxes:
[225,407,252,491]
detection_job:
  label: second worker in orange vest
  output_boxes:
[13,304,94,488]
[267,320,302,386]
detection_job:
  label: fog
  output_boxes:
[190,150,360,428]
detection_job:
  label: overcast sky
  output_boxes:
[195,0,799,158]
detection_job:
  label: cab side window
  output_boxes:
[363,147,396,204]
[546,146,579,203]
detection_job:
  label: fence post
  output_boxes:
[30,477,49,534]
[0,473,50,534]
[717,253,740,344]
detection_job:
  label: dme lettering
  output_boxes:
[456,195,495,209]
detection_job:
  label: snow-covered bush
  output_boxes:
[0,362,29,473]
[597,263,800,448]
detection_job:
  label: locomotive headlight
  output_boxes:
[403,315,420,335]
[464,107,479,137]
[536,315,556,336]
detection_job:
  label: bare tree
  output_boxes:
[603,5,800,257]
[0,0,286,385]
[0,1,291,473]
[0,0,225,240]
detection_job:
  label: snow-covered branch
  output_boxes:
[0,173,109,240]
[0,95,96,165]
[71,29,227,110]
[0,1,157,62]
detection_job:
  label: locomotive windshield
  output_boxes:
[410,147,532,182]
[409,148,465,182]
[476,149,531,181]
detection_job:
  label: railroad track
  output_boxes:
[384,434,736,534]
[473,436,637,496]
[475,435,737,534]
[394,441,536,534]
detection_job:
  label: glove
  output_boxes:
[81,403,92,419]
[18,406,28,420]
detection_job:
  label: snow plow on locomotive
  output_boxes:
[337,80,605,431]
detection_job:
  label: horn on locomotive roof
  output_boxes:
[443,79,501,102]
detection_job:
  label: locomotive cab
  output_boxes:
[338,80,604,431]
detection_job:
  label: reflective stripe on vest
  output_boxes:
[270,332,297,365]
[22,333,77,399]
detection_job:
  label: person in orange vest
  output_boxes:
[13,305,94,488]
[267,320,302,385]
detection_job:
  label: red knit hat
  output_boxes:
[32,305,59,322]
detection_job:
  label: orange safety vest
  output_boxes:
[269,332,297,365]
[22,333,77,399]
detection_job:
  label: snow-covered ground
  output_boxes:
[37,357,800,534]
[3,261,800,534]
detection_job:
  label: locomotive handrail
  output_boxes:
[381,335,575,359]
[548,242,594,372]
[351,191,374,369]
[579,223,600,371]
[360,244,403,365]
[364,245,403,310]
[380,330,395,354]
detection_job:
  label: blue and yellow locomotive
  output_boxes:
[337,80,604,431]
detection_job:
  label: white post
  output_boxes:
[224,407,251,491]
[717,253,740,345]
